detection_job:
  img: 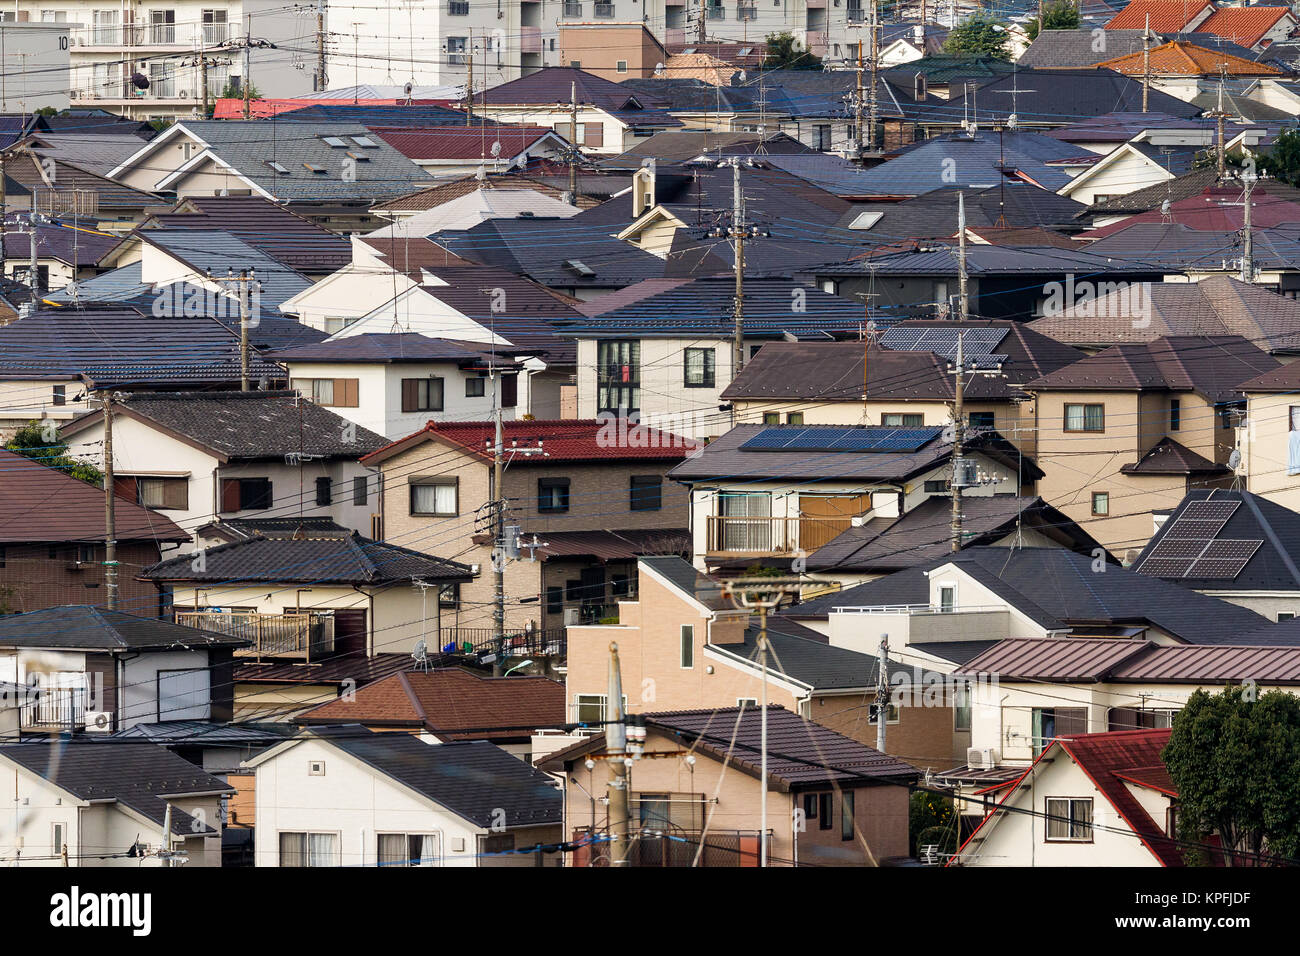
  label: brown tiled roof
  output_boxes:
[1092,40,1283,76]
[661,52,742,85]
[0,448,187,544]
[1025,335,1279,402]
[1237,360,1300,392]
[233,652,418,686]
[371,174,602,212]
[1198,6,1294,48]
[1106,0,1214,32]
[1120,437,1228,475]
[296,667,565,741]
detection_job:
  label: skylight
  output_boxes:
[849,211,884,230]
[266,160,289,174]
[564,259,595,276]
[350,135,378,148]
[303,162,327,174]
[321,135,348,147]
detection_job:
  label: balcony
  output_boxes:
[202,22,230,45]
[705,515,853,556]
[176,611,334,661]
[20,686,89,733]
[570,826,768,866]
[439,627,567,660]
[829,604,1020,648]
[521,26,542,53]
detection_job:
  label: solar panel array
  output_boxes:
[738,426,942,453]
[878,326,1009,368]
[1137,500,1264,579]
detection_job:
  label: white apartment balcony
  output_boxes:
[830,604,1021,650]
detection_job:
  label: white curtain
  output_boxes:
[413,483,455,514]
[308,833,337,867]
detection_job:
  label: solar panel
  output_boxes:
[1147,538,1205,560]
[1199,539,1263,562]
[1186,558,1252,579]
[1137,558,1195,578]
[738,426,940,453]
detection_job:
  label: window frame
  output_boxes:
[683,346,716,388]
[401,376,445,413]
[537,477,571,514]
[680,623,694,669]
[629,474,662,512]
[409,477,458,516]
[1091,491,1110,516]
[1044,797,1094,843]
[315,476,332,506]
[1063,402,1105,433]
[1169,398,1181,431]
[465,376,486,398]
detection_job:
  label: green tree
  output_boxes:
[908,790,956,856]
[219,78,261,100]
[1162,686,1300,865]
[1025,0,1081,41]
[943,13,1012,61]
[4,420,102,486]
[763,31,823,71]
[1259,127,1300,187]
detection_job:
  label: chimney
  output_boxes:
[633,158,656,217]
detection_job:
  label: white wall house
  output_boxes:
[0,21,72,113]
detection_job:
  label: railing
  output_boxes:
[570,826,767,866]
[20,687,88,732]
[832,604,1007,616]
[176,611,332,661]
[148,23,177,44]
[847,6,866,22]
[202,22,230,45]
[594,1,615,16]
[705,515,853,555]
[440,627,568,660]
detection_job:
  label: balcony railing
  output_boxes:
[20,687,88,732]
[440,627,567,660]
[847,7,866,22]
[705,515,853,555]
[570,826,768,866]
[149,23,177,44]
[202,22,230,45]
[176,611,333,661]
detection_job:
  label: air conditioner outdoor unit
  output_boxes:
[966,747,998,770]
[84,711,114,733]
[563,607,581,626]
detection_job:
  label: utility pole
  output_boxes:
[950,329,965,553]
[465,29,474,126]
[242,14,252,119]
[1142,13,1151,113]
[568,81,579,198]
[231,269,255,391]
[25,213,40,302]
[1241,168,1256,282]
[199,47,209,118]
[854,39,864,157]
[1,148,6,266]
[868,0,878,153]
[606,642,630,866]
[698,0,707,43]
[1214,65,1227,179]
[316,0,328,93]
[731,158,745,379]
[957,191,968,322]
[1037,0,1043,34]
[875,635,889,753]
[492,403,505,675]
[102,392,118,610]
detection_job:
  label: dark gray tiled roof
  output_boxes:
[639,555,733,612]
[720,618,913,690]
[273,333,513,365]
[75,390,387,460]
[0,606,247,650]
[142,532,474,585]
[782,546,1276,646]
[0,741,230,835]
[302,727,561,827]
[139,231,313,307]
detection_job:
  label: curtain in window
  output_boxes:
[279,832,306,867]
[410,833,439,866]
[138,479,165,508]
[308,832,336,867]
[413,483,455,513]
[1064,405,1085,431]
[377,833,405,867]
[1084,405,1104,431]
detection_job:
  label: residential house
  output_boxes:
[1044,111,1266,156]
[364,187,581,238]
[0,142,162,234]
[564,277,868,439]
[106,121,435,234]
[1236,360,1300,514]
[295,667,566,760]
[539,706,918,867]
[62,391,389,552]
[556,22,669,82]
[1078,168,1300,229]
[830,182,1088,241]
[244,726,563,867]
[565,556,970,769]
[1026,335,1279,556]
[950,728,1184,867]
[0,740,231,867]
[1080,187,1300,242]
[667,424,1040,573]
[373,126,571,179]
[1087,41,1284,103]
[361,419,695,643]
[0,447,189,612]
[1104,0,1215,33]
[0,606,246,735]
[2,214,118,293]
[370,170,605,221]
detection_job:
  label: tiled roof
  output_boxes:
[291,727,561,828]
[142,531,473,584]
[481,67,669,111]
[1083,221,1300,272]
[363,419,698,467]
[27,132,155,177]
[2,216,117,267]
[370,172,604,212]
[1197,7,1293,48]
[1083,184,1300,237]
[136,231,314,308]
[720,618,921,691]
[1105,0,1214,32]
[1112,643,1300,681]
[1019,29,1161,67]
[364,187,580,237]
[956,636,1154,680]
[1120,437,1228,476]
[62,390,387,461]
[0,741,231,835]
[831,183,1087,239]
[0,448,186,544]
[0,605,247,650]
[297,667,565,740]
[1092,40,1284,75]
[272,333,514,366]
[373,125,558,160]
[1025,335,1279,402]
[600,130,813,167]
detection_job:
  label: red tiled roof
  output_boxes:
[362,419,700,466]
[1198,6,1294,48]
[373,125,558,160]
[296,667,565,740]
[211,97,456,119]
[1092,40,1283,76]
[0,448,187,544]
[1105,0,1213,32]
[1081,187,1300,240]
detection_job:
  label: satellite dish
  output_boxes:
[490,140,502,158]
[653,62,665,76]
[411,639,430,671]
[1229,448,1242,471]
[404,81,414,97]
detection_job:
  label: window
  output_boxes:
[616,60,628,73]
[1064,403,1104,432]
[292,377,358,408]
[52,822,66,855]
[1280,612,1296,622]
[410,478,457,516]
[481,832,515,855]
[202,8,229,45]
[813,124,832,151]
[1045,797,1093,842]
[1032,707,1086,755]
[882,413,924,427]
[1091,491,1109,516]
[353,476,368,506]
[538,478,570,513]
[684,347,716,388]
[465,376,486,397]
[323,315,358,334]
[448,0,470,14]
[138,477,188,510]
[840,791,855,841]
[786,413,804,425]
[401,377,444,413]
[582,123,604,148]
[378,833,440,866]
[680,624,694,668]
[575,693,607,723]
[446,35,468,63]
[802,793,819,825]
[221,477,271,512]
[630,475,662,511]
[149,9,176,43]
[737,697,757,707]
[968,411,994,430]
[938,584,955,612]
[315,477,332,506]
[1169,398,1181,431]
[546,586,564,615]
[439,583,459,608]
[954,682,971,732]
[763,412,780,425]
[924,479,948,494]
[611,573,631,597]
[817,792,833,830]
[279,831,338,867]
[501,374,518,409]
[597,340,640,414]
[52,385,66,407]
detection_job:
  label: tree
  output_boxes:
[4,420,102,486]
[943,13,1012,61]
[763,31,823,71]
[1259,127,1300,187]
[219,78,261,100]
[908,790,956,856]
[1162,686,1300,865]
[1025,1,1081,41]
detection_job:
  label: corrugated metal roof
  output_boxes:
[955,637,1153,680]
[1110,644,1300,682]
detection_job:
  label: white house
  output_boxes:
[244,727,563,867]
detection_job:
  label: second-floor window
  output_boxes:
[1091,491,1109,516]
[883,413,924,427]
[1170,399,1181,431]
[401,377,444,413]
[315,477,332,506]
[410,477,457,516]
[1063,403,1104,432]
[680,624,694,668]
[630,475,662,511]
[448,0,470,13]
[353,475,369,506]
[684,347,715,388]
[969,411,995,430]
[1045,797,1093,842]
[1032,707,1086,755]
[202,9,228,45]
[597,340,640,414]
[220,477,271,512]
[149,9,176,43]
[538,477,570,513]
[138,476,188,510]
[293,377,359,408]
[466,376,486,398]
